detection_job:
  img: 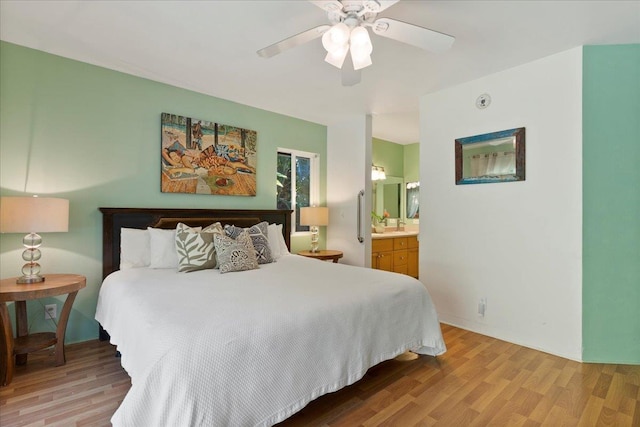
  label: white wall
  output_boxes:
[419,47,583,360]
[326,115,372,267]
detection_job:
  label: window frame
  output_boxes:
[277,147,320,235]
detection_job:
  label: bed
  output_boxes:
[95,207,446,426]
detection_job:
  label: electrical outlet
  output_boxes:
[477,298,486,317]
[45,304,57,320]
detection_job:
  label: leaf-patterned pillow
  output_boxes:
[224,221,274,264]
[175,222,223,273]
[214,230,259,274]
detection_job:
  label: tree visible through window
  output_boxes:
[277,149,319,232]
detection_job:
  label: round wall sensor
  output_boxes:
[476,93,491,109]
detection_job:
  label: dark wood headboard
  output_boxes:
[99,207,292,280]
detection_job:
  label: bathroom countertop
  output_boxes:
[371,230,419,239]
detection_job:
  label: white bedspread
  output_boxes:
[95,254,446,426]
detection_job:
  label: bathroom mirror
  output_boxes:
[406,182,419,219]
[455,127,525,185]
[373,176,404,219]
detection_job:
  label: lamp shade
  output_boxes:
[322,23,350,53]
[300,206,329,226]
[0,197,69,233]
[324,45,349,68]
[349,26,373,70]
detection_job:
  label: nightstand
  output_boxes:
[298,250,344,263]
[0,274,86,386]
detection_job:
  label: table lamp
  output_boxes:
[300,206,329,253]
[0,196,69,284]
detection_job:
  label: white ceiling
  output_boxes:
[1,1,639,144]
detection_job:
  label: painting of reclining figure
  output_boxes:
[161,112,257,196]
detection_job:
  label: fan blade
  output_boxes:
[308,0,344,12]
[371,18,454,53]
[257,25,331,58]
[341,51,362,86]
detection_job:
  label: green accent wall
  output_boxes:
[403,143,420,183]
[0,41,327,343]
[583,44,640,363]
[371,138,419,181]
[372,137,404,177]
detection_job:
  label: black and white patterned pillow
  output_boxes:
[175,222,223,273]
[214,230,259,274]
[224,221,274,264]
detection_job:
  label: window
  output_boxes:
[276,148,319,233]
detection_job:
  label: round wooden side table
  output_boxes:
[0,274,86,386]
[297,249,344,263]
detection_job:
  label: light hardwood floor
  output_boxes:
[1,324,638,426]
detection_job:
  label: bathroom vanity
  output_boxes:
[371,231,419,279]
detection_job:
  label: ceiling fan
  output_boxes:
[256,0,455,86]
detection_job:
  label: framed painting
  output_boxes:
[455,127,525,185]
[161,113,257,196]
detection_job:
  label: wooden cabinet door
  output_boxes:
[376,251,394,272]
[372,239,394,272]
[393,249,408,274]
[393,264,408,275]
[393,249,407,266]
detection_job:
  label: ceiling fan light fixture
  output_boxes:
[351,51,372,70]
[258,0,455,86]
[322,22,350,53]
[349,26,371,49]
[325,44,349,68]
[349,26,373,70]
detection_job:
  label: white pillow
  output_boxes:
[278,224,290,255]
[120,228,150,269]
[267,223,282,260]
[268,223,290,256]
[148,227,179,269]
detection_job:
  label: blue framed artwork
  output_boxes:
[455,127,525,185]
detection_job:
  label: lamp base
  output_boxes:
[309,225,319,253]
[17,274,45,284]
[17,233,45,284]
